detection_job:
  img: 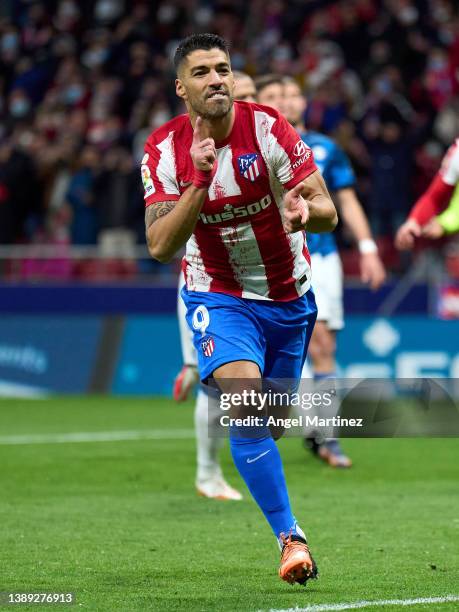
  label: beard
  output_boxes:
[188,90,234,119]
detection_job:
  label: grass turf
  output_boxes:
[0,396,458,612]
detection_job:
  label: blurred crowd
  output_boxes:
[1,0,459,278]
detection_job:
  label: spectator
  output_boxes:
[65,145,99,245]
[0,0,458,279]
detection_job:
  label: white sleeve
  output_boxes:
[440,141,459,186]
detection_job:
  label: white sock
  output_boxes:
[195,388,224,483]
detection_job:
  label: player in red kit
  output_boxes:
[396,137,459,249]
[143,34,337,585]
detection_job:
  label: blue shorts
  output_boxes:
[181,288,317,385]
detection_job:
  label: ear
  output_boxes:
[175,78,187,101]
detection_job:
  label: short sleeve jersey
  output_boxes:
[142,101,317,301]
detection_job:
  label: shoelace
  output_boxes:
[279,531,310,562]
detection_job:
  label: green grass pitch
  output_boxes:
[0,397,458,611]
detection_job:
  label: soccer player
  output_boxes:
[173,72,257,501]
[422,184,459,238]
[143,34,337,584]
[255,74,286,114]
[395,137,459,249]
[281,77,386,467]
[233,70,257,102]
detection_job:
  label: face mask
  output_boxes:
[398,6,418,25]
[429,58,447,72]
[2,33,19,53]
[83,47,108,68]
[10,98,31,117]
[151,110,171,128]
[95,0,122,21]
[376,78,392,95]
[65,85,84,104]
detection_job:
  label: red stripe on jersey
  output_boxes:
[250,203,300,301]
[193,224,243,296]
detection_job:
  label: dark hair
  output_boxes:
[254,74,284,94]
[173,33,230,72]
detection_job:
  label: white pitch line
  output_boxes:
[266,595,459,612]
[0,429,195,446]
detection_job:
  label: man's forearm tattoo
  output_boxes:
[145,201,176,228]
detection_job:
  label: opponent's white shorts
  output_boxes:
[310,251,344,331]
[177,271,198,366]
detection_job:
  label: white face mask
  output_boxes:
[95,0,123,21]
[398,6,418,25]
[151,109,171,128]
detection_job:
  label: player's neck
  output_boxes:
[190,107,235,144]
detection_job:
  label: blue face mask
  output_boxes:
[429,58,447,72]
[84,47,109,67]
[376,78,392,96]
[2,33,19,53]
[10,98,30,117]
[65,85,84,104]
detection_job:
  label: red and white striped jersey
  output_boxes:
[142,101,317,301]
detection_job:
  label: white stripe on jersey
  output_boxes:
[208,145,242,200]
[219,222,270,299]
[288,232,311,294]
[156,131,180,196]
[441,139,459,185]
[254,110,294,186]
[185,234,213,292]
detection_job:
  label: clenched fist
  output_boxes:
[395,218,421,250]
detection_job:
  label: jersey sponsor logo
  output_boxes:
[201,336,215,357]
[237,153,260,182]
[292,140,312,170]
[180,179,192,188]
[293,140,308,157]
[199,195,272,225]
[292,151,312,171]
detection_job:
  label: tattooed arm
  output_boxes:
[145,186,208,263]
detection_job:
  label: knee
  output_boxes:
[309,324,335,362]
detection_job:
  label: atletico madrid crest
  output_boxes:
[237,153,260,182]
[201,337,215,357]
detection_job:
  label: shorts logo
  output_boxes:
[238,153,260,182]
[202,337,215,357]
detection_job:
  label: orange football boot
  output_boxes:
[279,533,318,585]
